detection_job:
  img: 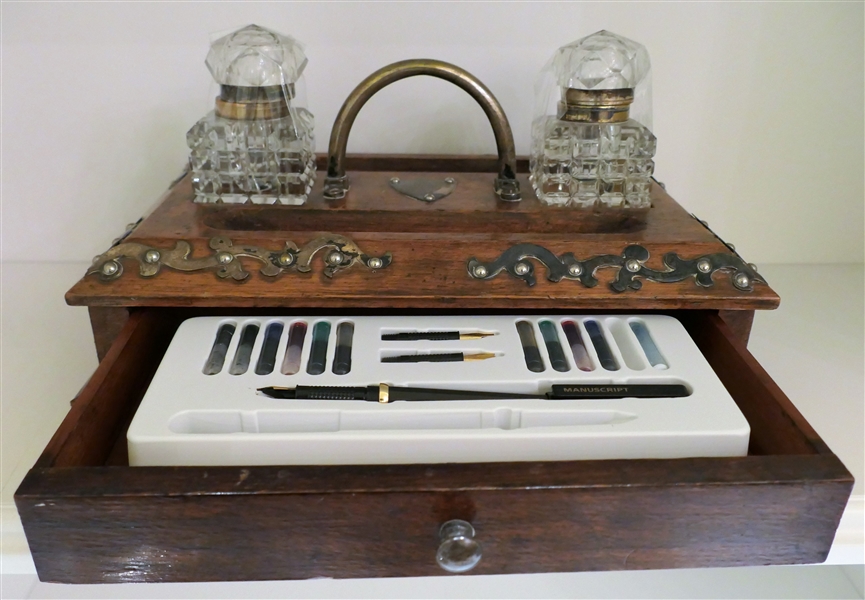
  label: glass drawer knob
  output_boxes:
[436,519,482,573]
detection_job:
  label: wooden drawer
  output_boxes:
[14,308,853,583]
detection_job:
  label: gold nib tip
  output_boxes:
[465,352,497,361]
[460,332,497,340]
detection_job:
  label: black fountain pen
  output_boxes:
[257,383,690,403]
[381,331,496,341]
[381,352,496,364]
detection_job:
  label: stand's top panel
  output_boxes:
[66,155,779,311]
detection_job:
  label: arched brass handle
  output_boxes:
[323,59,521,202]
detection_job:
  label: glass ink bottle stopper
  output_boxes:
[186,24,316,205]
[530,30,656,209]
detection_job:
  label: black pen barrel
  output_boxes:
[259,385,541,401]
[548,384,690,399]
[293,385,379,401]
[382,332,460,341]
[382,353,465,363]
[395,387,542,401]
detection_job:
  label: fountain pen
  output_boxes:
[381,352,496,363]
[381,331,496,341]
[257,383,690,402]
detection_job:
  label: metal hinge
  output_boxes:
[110,218,143,248]
[690,213,740,256]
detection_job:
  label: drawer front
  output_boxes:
[15,309,853,583]
[18,457,851,583]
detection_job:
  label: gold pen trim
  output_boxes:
[378,383,390,403]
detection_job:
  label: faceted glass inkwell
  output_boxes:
[187,24,316,205]
[530,31,656,208]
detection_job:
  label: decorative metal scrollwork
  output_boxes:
[89,234,392,282]
[466,243,765,293]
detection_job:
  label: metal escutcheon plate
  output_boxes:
[389,176,456,203]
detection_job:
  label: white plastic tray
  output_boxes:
[127,314,749,466]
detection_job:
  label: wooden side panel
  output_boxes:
[88,307,129,362]
[16,456,852,583]
[717,309,755,345]
[682,313,826,456]
[36,310,179,468]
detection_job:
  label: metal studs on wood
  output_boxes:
[101,261,120,276]
[88,234,392,282]
[467,243,766,293]
[326,251,345,266]
[367,257,384,270]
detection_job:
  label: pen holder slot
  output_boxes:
[255,322,285,375]
[280,320,308,376]
[607,318,647,371]
[306,321,332,375]
[333,321,355,375]
[202,321,237,375]
[169,408,638,435]
[229,322,261,375]
[628,318,669,369]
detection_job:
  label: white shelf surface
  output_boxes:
[1,261,862,599]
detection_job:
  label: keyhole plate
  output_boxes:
[388,176,456,203]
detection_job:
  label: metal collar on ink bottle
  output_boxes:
[214,84,295,120]
[558,88,634,123]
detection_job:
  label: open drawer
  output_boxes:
[14,308,853,583]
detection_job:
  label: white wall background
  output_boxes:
[2,2,863,265]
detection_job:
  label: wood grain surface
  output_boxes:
[65,156,779,311]
[16,455,851,583]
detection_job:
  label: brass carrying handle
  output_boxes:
[323,59,521,202]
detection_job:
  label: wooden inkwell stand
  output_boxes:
[15,61,853,583]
